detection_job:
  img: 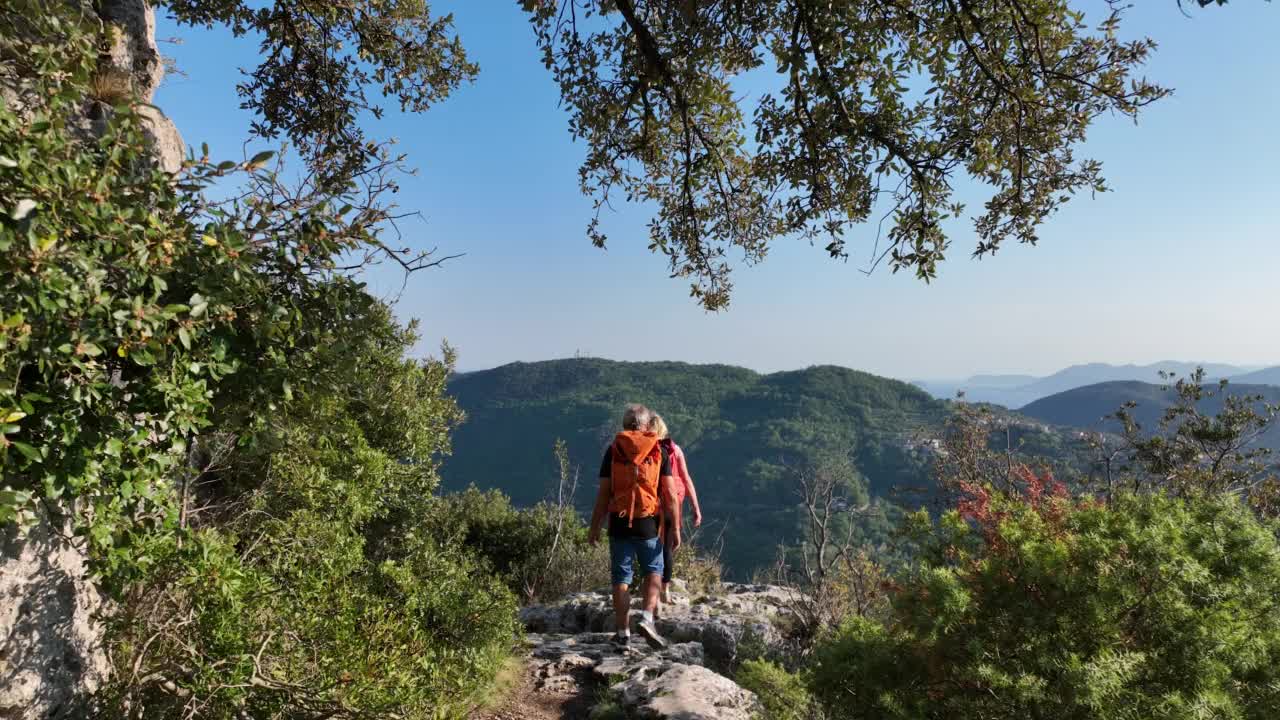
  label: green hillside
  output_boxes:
[1019,380,1280,448]
[443,359,1082,576]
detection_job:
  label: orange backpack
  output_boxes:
[608,430,663,525]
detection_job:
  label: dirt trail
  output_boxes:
[469,657,595,720]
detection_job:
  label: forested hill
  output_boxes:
[444,359,954,574]
[1019,380,1280,448]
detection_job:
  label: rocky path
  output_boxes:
[473,583,795,720]
[470,658,594,720]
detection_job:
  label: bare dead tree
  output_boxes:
[520,439,584,603]
[766,456,886,656]
[794,459,865,585]
[542,439,580,577]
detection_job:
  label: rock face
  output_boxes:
[1,0,184,172]
[0,516,107,720]
[99,0,185,173]
[618,664,760,720]
[99,0,166,102]
[520,583,797,720]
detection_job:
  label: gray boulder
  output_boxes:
[615,664,761,720]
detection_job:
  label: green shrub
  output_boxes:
[808,477,1280,720]
[588,689,630,720]
[737,659,814,720]
[673,543,724,596]
[428,487,610,603]
[103,301,520,718]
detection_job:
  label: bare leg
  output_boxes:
[641,572,662,617]
[612,583,631,632]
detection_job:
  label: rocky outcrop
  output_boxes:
[519,583,796,720]
[617,664,760,720]
[99,0,165,102]
[1,0,184,171]
[525,633,760,720]
[0,515,107,720]
[98,0,185,172]
[520,582,792,669]
[135,104,186,174]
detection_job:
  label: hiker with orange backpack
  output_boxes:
[650,414,703,605]
[587,403,680,649]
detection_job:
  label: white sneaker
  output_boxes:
[636,617,668,650]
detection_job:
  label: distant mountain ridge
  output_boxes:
[915,361,1276,409]
[1231,367,1280,386]
[1018,380,1280,449]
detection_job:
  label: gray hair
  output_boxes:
[622,403,653,431]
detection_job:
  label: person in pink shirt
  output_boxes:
[650,414,703,604]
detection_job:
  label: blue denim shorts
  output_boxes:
[609,535,664,587]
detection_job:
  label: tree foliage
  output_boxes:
[1107,370,1280,514]
[2,5,516,717]
[736,659,817,720]
[523,0,1172,308]
[105,304,517,718]
[158,0,475,184]
[424,486,614,604]
[31,0,1247,313]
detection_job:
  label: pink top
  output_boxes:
[665,440,694,507]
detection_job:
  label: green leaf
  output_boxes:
[248,150,275,167]
[178,327,191,350]
[11,441,40,462]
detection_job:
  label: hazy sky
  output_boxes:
[154,2,1280,380]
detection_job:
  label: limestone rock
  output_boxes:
[0,0,185,172]
[99,0,166,104]
[520,583,791,667]
[527,630,758,720]
[520,583,792,720]
[615,664,761,720]
[0,515,107,720]
[137,104,186,173]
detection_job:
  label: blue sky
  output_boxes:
[154,2,1280,380]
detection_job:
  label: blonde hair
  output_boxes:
[650,414,669,439]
